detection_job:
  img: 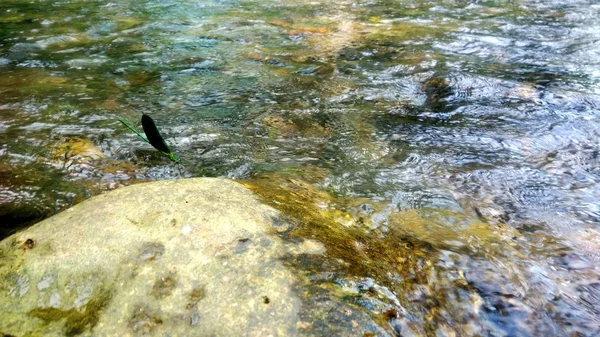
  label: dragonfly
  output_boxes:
[119,114,181,163]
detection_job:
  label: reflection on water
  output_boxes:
[1,0,599,335]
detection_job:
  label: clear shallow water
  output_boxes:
[1,0,599,335]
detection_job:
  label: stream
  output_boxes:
[1,0,599,335]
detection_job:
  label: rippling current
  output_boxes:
[1,0,599,336]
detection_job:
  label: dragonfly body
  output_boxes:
[119,114,181,163]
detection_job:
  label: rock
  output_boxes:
[0,178,315,336]
[261,114,332,139]
[47,138,111,179]
[35,35,87,50]
[4,176,538,336]
[421,76,454,112]
[570,227,600,258]
[297,64,335,76]
[506,83,541,103]
[51,138,107,164]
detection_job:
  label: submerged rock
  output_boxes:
[50,138,107,167]
[0,179,312,336]
[421,76,454,112]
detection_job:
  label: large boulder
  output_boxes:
[0,178,323,336]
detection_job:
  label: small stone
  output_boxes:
[566,257,593,270]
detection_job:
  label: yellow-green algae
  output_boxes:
[245,171,515,277]
[242,171,524,336]
[27,289,111,337]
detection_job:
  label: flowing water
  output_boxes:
[1,0,599,335]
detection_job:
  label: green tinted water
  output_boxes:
[1,0,599,335]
